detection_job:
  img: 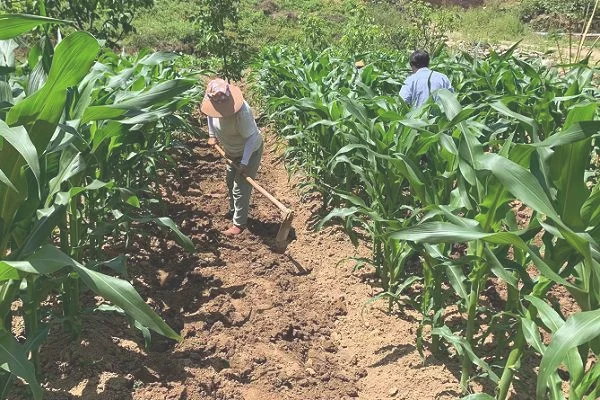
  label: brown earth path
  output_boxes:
[18,132,464,400]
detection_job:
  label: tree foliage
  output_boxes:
[194,0,250,81]
[0,0,154,45]
[520,0,599,29]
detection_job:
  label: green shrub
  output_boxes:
[1,0,154,46]
[520,0,599,30]
[124,0,200,51]
[458,4,528,42]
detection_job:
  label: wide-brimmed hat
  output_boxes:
[200,78,244,118]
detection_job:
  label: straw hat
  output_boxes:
[200,78,245,118]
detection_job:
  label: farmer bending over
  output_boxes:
[400,50,453,108]
[201,78,264,237]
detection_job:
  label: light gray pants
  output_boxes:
[226,141,264,227]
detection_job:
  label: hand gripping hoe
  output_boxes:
[214,144,294,251]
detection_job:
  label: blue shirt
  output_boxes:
[399,68,453,108]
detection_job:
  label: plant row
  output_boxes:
[253,44,600,399]
[0,15,200,399]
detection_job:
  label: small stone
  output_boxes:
[389,387,399,397]
[210,321,225,333]
[298,378,310,387]
[305,367,316,376]
[323,339,337,353]
[253,355,266,364]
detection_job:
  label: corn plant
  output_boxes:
[0,15,201,399]
[255,44,600,398]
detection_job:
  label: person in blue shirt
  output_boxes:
[399,50,453,108]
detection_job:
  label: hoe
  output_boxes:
[214,144,294,251]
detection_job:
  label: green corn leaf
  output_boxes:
[390,222,576,290]
[524,295,566,332]
[81,79,196,124]
[0,169,17,193]
[581,185,600,226]
[521,317,545,354]
[122,216,195,253]
[0,122,40,190]
[6,32,99,146]
[491,101,537,136]
[0,244,73,275]
[436,89,462,120]
[461,395,495,400]
[444,263,468,299]
[537,309,600,399]
[11,245,181,341]
[477,153,561,223]
[526,295,585,387]
[0,325,49,400]
[538,121,600,149]
[432,326,499,383]
[47,147,85,206]
[0,265,19,281]
[138,51,179,66]
[72,262,182,341]
[318,207,360,230]
[153,217,195,252]
[0,330,42,400]
[18,192,69,259]
[1,32,99,246]
[574,361,600,398]
[484,246,519,289]
[549,103,597,230]
[0,14,69,39]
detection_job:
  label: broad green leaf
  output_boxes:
[0,169,17,193]
[445,263,468,299]
[521,317,545,354]
[436,89,462,120]
[581,185,600,226]
[0,265,19,281]
[478,153,561,223]
[72,263,182,341]
[432,326,499,383]
[6,32,99,148]
[47,147,85,205]
[0,330,42,400]
[18,192,69,258]
[491,101,537,137]
[461,395,495,400]
[390,222,576,290]
[484,246,518,289]
[318,207,360,229]
[0,14,69,39]
[81,79,195,124]
[574,362,600,398]
[537,309,600,399]
[0,121,40,190]
[138,51,179,66]
[0,244,72,275]
[538,121,600,149]
[550,103,597,230]
[153,217,195,252]
[1,32,99,246]
[15,245,181,341]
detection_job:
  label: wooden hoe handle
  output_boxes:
[213,144,292,215]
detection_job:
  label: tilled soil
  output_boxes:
[17,134,470,400]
